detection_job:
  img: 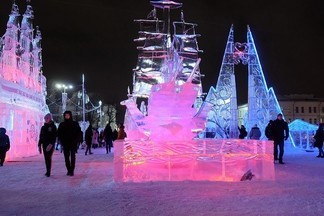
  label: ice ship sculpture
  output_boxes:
[116,1,275,182]
[123,0,204,140]
[132,1,203,98]
[0,2,48,159]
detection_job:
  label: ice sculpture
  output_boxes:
[114,139,275,182]
[0,2,48,160]
[289,119,317,151]
[197,25,293,144]
[132,1,203,98]
[115,1,275,182]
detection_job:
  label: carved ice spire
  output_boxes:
[32,26,42,68]
[1,2,20,53]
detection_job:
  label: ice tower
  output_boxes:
[197,25,286,140]
[0,1,48,159]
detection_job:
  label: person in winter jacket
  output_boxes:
[272,113,289,164]
[38,113,57,177]
[117,124,127,140]
[238,125,247,139]
[0,127,10,166]
[85,124,93,155]
[57,111,82,176]
[103,124,114,154]
[313,123,324,158]
[248,124,262,140]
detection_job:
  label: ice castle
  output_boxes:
[0,2,48,159]
[115,0,278,182]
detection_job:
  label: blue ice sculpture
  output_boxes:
[197,25,293,142]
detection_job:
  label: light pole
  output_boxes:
[81,74,86,142]
[98,100,102,128]
[56,83,73,114]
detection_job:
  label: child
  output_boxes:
[0,127,10,166]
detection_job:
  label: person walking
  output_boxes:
[85,124,93,155]
[57,111,82,176]
[272,113,289,164]
[38,113,57,177]
[248,124,261,140]
[238,125,247,139]
[92,128,99,149]
[313,123,324,158]
[0,127,10,166]
[103,124,113,154]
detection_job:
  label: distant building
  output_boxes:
[278,94,324,124]
[238,103,248,126]
[238,94,324,125]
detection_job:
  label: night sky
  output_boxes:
[1,0,323,107]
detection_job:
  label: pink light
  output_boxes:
[114,139,275,182]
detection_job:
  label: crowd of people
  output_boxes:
[238,113,289,164]
[1,111,323,174]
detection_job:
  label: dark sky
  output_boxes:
[1,0,323,106]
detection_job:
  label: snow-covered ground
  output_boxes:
[0,145,323,216]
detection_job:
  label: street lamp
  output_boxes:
[56,83,73,113]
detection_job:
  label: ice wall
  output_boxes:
[114,139,275,182]
[0,103,43,160]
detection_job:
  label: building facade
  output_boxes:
[238,94,324,126]
[278,95,324,124]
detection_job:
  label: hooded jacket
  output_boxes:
[85,124,93,145]
[272,119,289,142]
[248,126,261,140]
[57,111,82,148]
[38,120,57,148]
[0,128,10,151]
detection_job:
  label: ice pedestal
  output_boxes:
[114,139,275,182]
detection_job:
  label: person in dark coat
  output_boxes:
[265,120,274,140]
[85,124,93,155]
[0,127,10,166]
[117,124,127,140]
[57,111,82,176]
[313,123,324,158]
[103,124,113,154]
[38,113,57,177]
[272,113,289,164]
[248,124,261,140]
[238,125,247,139]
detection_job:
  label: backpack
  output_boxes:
[265,122,273,139]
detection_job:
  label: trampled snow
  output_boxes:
[0,145,323,216]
